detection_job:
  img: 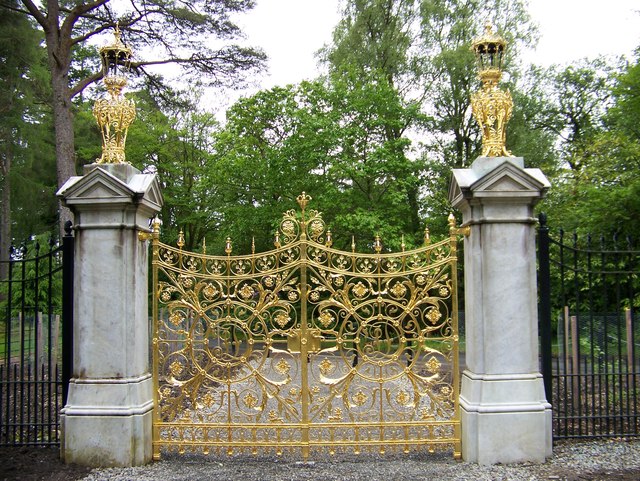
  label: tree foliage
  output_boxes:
[206,68,426,254]
[0,1,57,280]
[0,0,266,231]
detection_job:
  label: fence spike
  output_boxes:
[373,234,382,253]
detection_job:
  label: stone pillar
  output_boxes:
[57,164,162,467]
[449,157,552,465]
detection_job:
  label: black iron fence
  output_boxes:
[539,214,639,439]
[0,223,74,446]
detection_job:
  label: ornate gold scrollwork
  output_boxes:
[151,194,462,460]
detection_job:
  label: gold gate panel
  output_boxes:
[151,194,463,459]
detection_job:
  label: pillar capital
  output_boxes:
[450,157,549,215]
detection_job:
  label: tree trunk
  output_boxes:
[45,28,76,235]
[0,144,11,283]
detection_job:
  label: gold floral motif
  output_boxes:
[319,358,334,376]
[289,387,299,397]
[420,408,435,421]
[415,274,427,285]
[238,284,254,300]
[170,360,183,376]
[309,291,320,302]
[318,311,334,328]
[180,276,194,288]
[426,308,442,325]
[333,275,344,286]
[335,256,348,270]
[310,220,323,235]
[426,356,441,373]
[328,407,343,421]
[203,283,218,299]
[396,390,410,406]
[352,281,369,298]
[287,291,298,301]
[160,290,171,302]
[169,311,183,326]
[439,286,449,296]
[202,392,215,408]
[359,259,374,273]
[243,392,259,409]
[275,358,291,375]
[390,282,407,298]
[208,260,223,274]
[274,312,291,328]
[441,386,452,397]
[234,260,249,274]
[352,390,368,406]
[282,220,295,235]
[263,276,275,287]
[268,410,283,423]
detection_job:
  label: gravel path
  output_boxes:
[82,439,640,481]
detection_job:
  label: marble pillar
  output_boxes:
[449,156,552,464]
[57,164,162,467]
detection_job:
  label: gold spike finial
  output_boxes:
[177,229,185,249]
[151,216,162,234]
[225,237,232,255]
[373,234,382,254]
[448,213,457,231]
[424,226,431,246]
[296,192,311,213]
[325,229,333,248]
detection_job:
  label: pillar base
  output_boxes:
[60,375,153,467]
[460,370,552,464]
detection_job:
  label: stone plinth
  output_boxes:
[57,164,162,467]
[449,157,552,465]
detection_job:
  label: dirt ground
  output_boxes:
[0,446,91,481]
[1,445,640,481]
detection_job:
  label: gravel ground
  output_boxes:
[80,439,640,481]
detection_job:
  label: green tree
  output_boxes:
[0,2,57,280]
[0,0,266,229]
[124,90,222,251]
[540,54,640,237]
[208,71,425,254]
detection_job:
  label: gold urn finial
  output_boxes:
[93,23,136,164]
[470,22,513,157]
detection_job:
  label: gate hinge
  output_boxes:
[138,230,153,241]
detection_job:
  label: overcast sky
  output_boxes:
[235,0,640,90]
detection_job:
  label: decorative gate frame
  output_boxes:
[151,193,464,459]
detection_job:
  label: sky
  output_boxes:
[234,0,640,92]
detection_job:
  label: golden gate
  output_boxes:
[151,193,463,459]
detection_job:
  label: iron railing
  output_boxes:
[539,214,639,440]
[0,222,74,446]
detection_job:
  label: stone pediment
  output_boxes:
[450,158,550,207]
[57,165,163,212]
